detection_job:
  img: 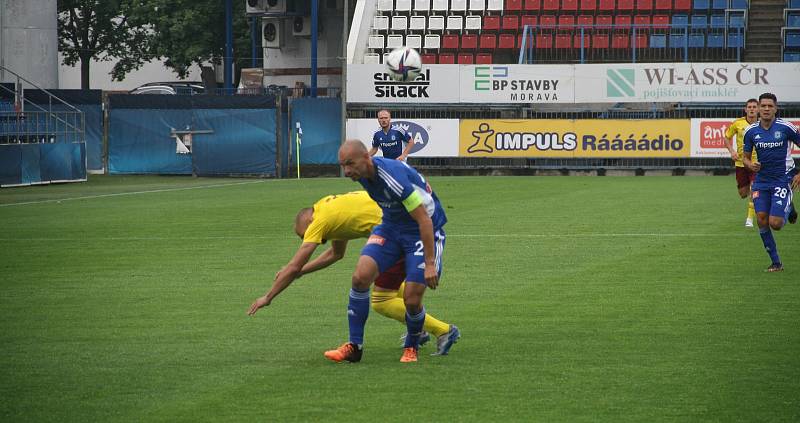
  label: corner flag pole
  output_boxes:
[295,122,302,179]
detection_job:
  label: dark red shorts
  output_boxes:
[735,166,755,189]
[374,259,405,290]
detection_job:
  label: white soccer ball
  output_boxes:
[385,47,422,82]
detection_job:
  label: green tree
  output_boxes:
[58,0,152,89]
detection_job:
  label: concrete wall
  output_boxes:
[0,0,58,88]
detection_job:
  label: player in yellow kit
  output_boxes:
[724,99,759,227]
[247,191,457,358]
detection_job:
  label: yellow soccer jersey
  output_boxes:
[303,191,382,244]
[725,117,757,167]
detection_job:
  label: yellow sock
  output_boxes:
[747,200,755,219]
[371,283,451,337]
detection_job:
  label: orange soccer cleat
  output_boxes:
[324,342,362,363]
[400,347,418,363]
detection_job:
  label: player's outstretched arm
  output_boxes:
[247,242,318,315]
[300,240,348,275]
[398,137,415,161]
[408,205,438,290]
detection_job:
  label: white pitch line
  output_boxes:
[0,180,267,208]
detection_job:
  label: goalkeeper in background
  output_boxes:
[247,191,458,358]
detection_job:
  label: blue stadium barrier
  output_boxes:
[0,142,86,187]
[289,97,342,165]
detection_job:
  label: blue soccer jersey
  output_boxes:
[743,119,800,190]
[358,157,447,230]
[372,128,410,160]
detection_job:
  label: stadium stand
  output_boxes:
[365,0,750,64]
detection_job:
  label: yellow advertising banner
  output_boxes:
[459,119,691,158]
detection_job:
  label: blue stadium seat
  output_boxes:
[693,0,709,10]
[784,52,800,62]
[787,12,800,29]
[691,15,707,29]
[786,31,800,48]
[710,14,725,28]
[707,33,724,47]
[711,0,725,9]
[728,14,745,29]
[791,0,800,8]
[669,33,688,47]
[688,33,705,47]
[727,33,744,48]
[730,0,747,8]
[650,34,667,48]
[672,14,689,29]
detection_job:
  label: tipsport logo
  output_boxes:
[473,66,509,91]
[607,68,635,98]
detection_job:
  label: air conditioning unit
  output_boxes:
[262,18,282,48]
[246,0,267,14]
[265,0,287,13]
[291,17,322,37]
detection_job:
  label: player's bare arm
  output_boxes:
[743,151,760,173]
[398,138,415,161]
[409,205,438,290]
[724,135,738,161]
[247,242,318,315]
[368,146,379,156]
[300,240,348,275]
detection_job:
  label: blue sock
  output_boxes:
[403,307,426,348]
[347,288,370,346]
[759,227,781,265]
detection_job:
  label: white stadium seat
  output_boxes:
[465,15,482,30]
[395,0,412,12]
[487,0,503,12]
[377,0,393,13]
[368,34,385,49]
[406,34,423,49]
[414,0,431,13]
[424,33,441,49]
[446,15,463,31]
[386,34,404,48]
[391,15,408,31]
[364,53,381,64]
[428,15,445,31]
[432,0,449,12]
[469,0,486,12]
[410,15,427,31]
[373,15,389,31]
[451,0,467,13]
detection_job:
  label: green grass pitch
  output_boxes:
[1,175,799,422]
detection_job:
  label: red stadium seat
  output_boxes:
[420,53,437,64]
[633,15,651,31]
[462,34,478,50]
[518,33,530,48]
[592,33,609,48]
[580,0,597,12]
[539,15,556,28]
[442,34,459,50]
[438,53,455,63]
[596,15,612,28]
[576,15,594,29]
[574,33,591,48]
[611,33,629,48]
[617,0,634,11]
[498,34,517,48]
[524,0,540,11]
[536,33,553,48]
[598,0,615,11]
[614,15,631,28]
[558,15,575,28]
[673,0,690,11]
[562,0,579,12]
[476,53,493,64]
[502,15,519,31]
[632,33,648,48]
[555,34,572,48]
[655,0,672,11]
[483,15,501,31]
[457,53,474,64]
[521,15,538,28]
[542,0,559,11]
[637,0,653,11]
[652,14,669,29]
[506,0,522,11]
[479,34,497,49]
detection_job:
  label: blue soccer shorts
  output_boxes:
[360,224,445,285]
[752,184,794,219]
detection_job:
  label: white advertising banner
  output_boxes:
[575,63,800,103]
[346,64,460,103]
[345,119,460,157]
[459,65,575,103]
[690,118,800,159]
